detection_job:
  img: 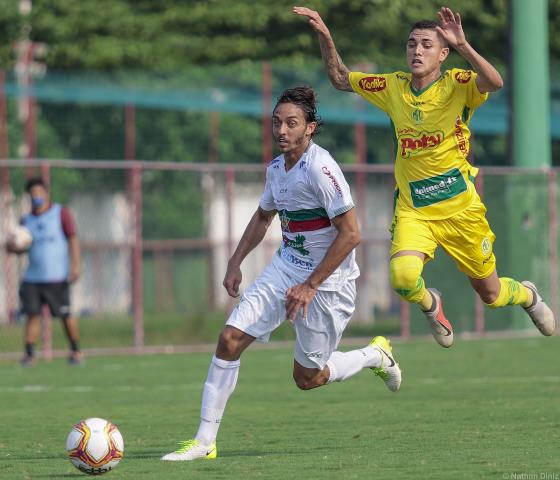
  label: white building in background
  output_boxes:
[70,193,132,316]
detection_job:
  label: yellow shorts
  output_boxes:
[390,201,496,279]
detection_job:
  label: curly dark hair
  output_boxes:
[274,86,323,136]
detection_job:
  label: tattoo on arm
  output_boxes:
[318,37,352,91]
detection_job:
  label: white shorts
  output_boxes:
[226,259,356,369]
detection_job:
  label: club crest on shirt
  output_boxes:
[280,211,290,232]
[412,108,423,125]
[481,237,491,256]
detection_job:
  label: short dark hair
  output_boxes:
[410,19,448,48]
[274,86,323,136]
[25,176,48,193]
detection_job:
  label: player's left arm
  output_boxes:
[62,207,80,283]
[285,208,360,322]
[68,236,81,283]
[436,7,503,93]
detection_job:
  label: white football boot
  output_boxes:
[161,439,217,461]
[370,336,402,392]
[521,281,555,336]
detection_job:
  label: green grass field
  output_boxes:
[1,336,559,480]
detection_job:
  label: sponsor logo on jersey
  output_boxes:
[283,234,309,256]
[398,127,416,135]
[396,73,408,81]
[280,249,314,270]
[409,168,468,207]
[455,71,472,84]
[454,117,468,156]
[398,131,444,158]
[358,76,387,92]
[321,166,343,197]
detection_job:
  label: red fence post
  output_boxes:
[131,164,144,350]
[354,120,369,323]
[124,104,144,350]
[262,63,272,165]
[474,170,486,336]
[400,299,410,341]
[208,112,220,164]
[125,104,136,162]
[225,167,235,313]
[0,70,16,323]
[41,162,52,360]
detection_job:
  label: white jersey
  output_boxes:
[259,142,360,290]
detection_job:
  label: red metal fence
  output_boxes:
[0,159,558,358]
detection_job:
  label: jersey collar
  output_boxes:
[410,74,443,97]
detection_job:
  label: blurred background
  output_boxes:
[0,0,558,357]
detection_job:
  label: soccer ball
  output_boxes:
[7,225,32,251]
[66,418,124,475]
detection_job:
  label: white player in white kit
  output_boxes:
[161,86,402,462]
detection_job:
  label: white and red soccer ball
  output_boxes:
[7,225,33,251]
[66,418,124,475]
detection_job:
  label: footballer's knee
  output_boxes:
[215,326,253,361]
[390,255,425,301]
[474,284,500,304]
[293,367,327,390]
[293,374,317,390]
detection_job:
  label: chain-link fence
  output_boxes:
[0,160,557,358]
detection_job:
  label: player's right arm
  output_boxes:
[223,207,276,297]
[293,6,352,92]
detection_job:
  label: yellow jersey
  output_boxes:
[349,69,488,220]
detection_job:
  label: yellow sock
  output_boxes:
[487,277,531,308]
[419,289,433,311]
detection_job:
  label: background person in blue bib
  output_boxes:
[7,177,82,366]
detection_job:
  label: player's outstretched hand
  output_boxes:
[436,7,467,50]
[285,282,318,323]
[293,6,330,36]
[223,262,242,298]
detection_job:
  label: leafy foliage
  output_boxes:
[0,0,557,239]
[23,0,516,71]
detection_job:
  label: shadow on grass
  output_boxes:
[219,449,300,458]
[33,475,84,479]
[0,454,65,461]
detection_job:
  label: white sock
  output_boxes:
[194,355,240,445]
[326,346,382,383]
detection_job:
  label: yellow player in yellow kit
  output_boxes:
[294,6,555,346]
